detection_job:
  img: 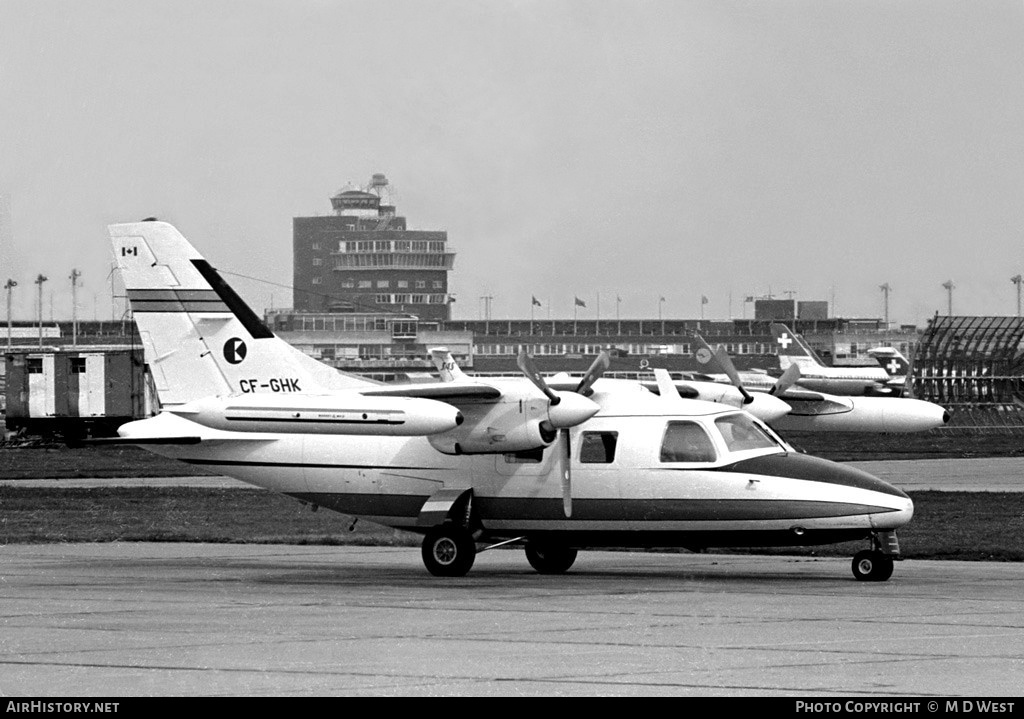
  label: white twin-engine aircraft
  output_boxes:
[688,335,949,433]
[108,220,914,582]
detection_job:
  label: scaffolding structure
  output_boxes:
[912,315,1024,431]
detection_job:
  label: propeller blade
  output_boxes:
[574,351,611,395]
[653,368,682,400]
[561,428,572,518]
[713,347,753,404]
[770,364,801,395]
[517,349,559,404]
[693,334,753,403]
[519,349,600,428]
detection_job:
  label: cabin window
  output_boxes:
[27,358,43,374]
[660,421,716,463]
[580,431,618,463]
[714,414,779,452]
[70,357,87,374]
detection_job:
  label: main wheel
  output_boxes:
[851,550,894,582]
[525,542,578,574]
[422,525,476,577]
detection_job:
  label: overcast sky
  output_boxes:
[2,0,1024,327]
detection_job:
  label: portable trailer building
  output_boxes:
[4,348,154,438]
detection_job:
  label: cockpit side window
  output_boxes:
[660,421,716,463]
[580,431,618,463]
[714,413,780,452]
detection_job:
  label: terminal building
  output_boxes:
[291,174,455,322]
[6,175,1024,435]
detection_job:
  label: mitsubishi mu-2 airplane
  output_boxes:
[103,220,915,582]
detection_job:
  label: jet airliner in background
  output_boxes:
[770,323,906,396]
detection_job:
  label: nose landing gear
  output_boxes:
[852,531,900,582]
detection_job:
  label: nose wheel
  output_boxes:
[851,549,894,582]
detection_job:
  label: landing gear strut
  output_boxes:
[851,531,899,582]
[421,524,476,577]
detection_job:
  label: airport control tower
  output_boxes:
[292,174,456,321]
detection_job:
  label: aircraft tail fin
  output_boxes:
[429,347,468,382]
[867,347,910,377]
[770,323,825,368]
[110,220,377,407]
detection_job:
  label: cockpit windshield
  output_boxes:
[714,413,782,453]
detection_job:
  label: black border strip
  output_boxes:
[190,259,274,338]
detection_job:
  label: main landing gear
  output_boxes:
[419,525,580,577]
[421,524,476,577]
[524,540,578,574]
[851,531,900,582]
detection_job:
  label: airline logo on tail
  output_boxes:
[867,348,910,377]
[770,324,814,357]
[110,220,373,407]
[769,323,823,372]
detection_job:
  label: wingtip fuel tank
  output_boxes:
[171,393,464,436]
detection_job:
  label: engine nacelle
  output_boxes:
[428,396,558,454]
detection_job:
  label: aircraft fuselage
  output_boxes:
[125,408,912,550]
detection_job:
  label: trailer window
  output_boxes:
[70,358,87,374]
[660,421,716,463]
[27,358,42,374]
[580,431,618,463]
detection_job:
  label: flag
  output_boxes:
[659,296,666,302]
[744,296,755,302]
[532,296,542,307]
[701,295,708,305]
[447,294,456,303]
[574,296,586,308]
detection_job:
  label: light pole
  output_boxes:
[942,280,955,316]
[4,279,16,350]
[70,268,81,346]
[35,274,47,347]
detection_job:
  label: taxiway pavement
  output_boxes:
[2,456,1023,697]
[2,543,1023,697]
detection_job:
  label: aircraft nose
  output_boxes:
[547,391,601,428]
